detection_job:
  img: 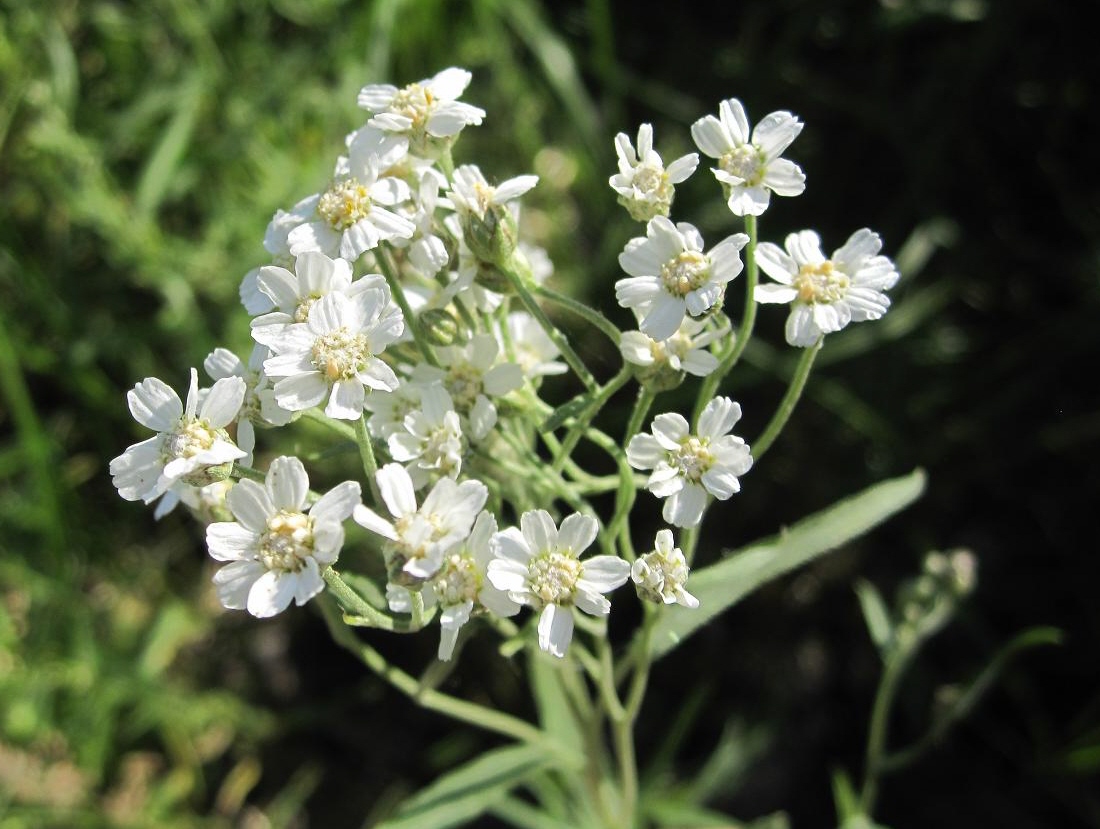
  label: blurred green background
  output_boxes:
[1,0,1097,826]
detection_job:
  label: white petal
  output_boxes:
[292,558,325,606]
[626,433,663,469]
[752,111,803,159]
[227,479,274,532]
[273,372,328,411]
[311,480,362,523]
[206,522,259,562]
[487,557,529,593]
[521,510,558,555]
[557,513,598,556]
[755,243,797,285]
[256,265,301,309]
[537,604,574,658]
[579,556,631,592]
[247,570,297,618]
[786,230,826,266]
[376,463,417,518]
[755,283,800,304]
[213,560,265,610]
[326,378,366,420]
[697,396,741,440]
[719,99,751,145]
[266,455,309,511]
[762,158,806,197]
[702,468,742,500]
[128,377,183,432]
[491,527,532,564]
[204,348,245,381]
[651,412,689,449]
[785,304,821,347]
[615,275,661,308]
[574,588,611,617]
[690,115,731,158]
[640,293,686,341]
[664,484,707,528]
[353,504,397,540]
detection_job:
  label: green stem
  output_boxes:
[751,337,821,460]
[354,414,383,506]
[319,595,566,755]
[859,650,908,816]
[500,256,598,393]
[606,386,655,561]
[376,245,440,367]
[553,365,633,474]
[322,567,399,631]
[437,144,456,182]
[693,213,759,425]
[534,283,622,345]
[231,464,266,483]
[299,406,357,440]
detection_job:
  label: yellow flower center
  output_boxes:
[528,551,582,605]
[390,82,435,130]
[318,178,372,231]
[311,327,371,382]
[446,362,483,411]
[436,553,481,605]
[161,419,216,463]
[660,251,710,297]
[671,436,713,483]
[719,145,764,185]
[793,260,850,304]
[259,510,314,572]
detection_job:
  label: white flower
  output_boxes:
[447,164,538,221]
[358,67,486,155]
[610,123,698,221]
[110,369,246,504]
[256,289,403,420]
[204,345,293,465]
[284,155,415,261]
[387,383,466,486]
[488,510,630,658]
[615,217,748,341]
[249,251,365,335]
[691,98,806,216]
[619,315,722,379]
[206,456,361,617]
[632,529,699,608]
[627,396,753,528]
[388,511,520,660]
[354,463,488,582]
[410,334,523,440]
[497,311,568,379]
[754,228,900,347]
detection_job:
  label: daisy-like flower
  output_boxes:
[410,334,523,440]
[387,383,466,486]
[206,456,361,618]
[204,345,293,465]
[691,98,806,216]
[488,510,630,658]
[615,217,748,341]
[619,314,722,387]
[610,123,699,221]
[249,251,370,336]
[354,463,488,583]
[256,288,404,420]
[448,164,539,221]
[358,67,486,156]
[388,511,520,661]
[754,228,900,347]
[632,529,699,608]
[285,153,416,262]
[110,369,246,504]
[627,396,753,528]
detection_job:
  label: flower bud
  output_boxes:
[462,203,520,267]
[420,309,462,346]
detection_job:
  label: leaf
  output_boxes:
[830,768,861,824]
[855,580,893,653]
[528,650,585,757]
[644,798,789,829]
[539,393,592,434]
[650,470,927,660]
[373,743,552,829]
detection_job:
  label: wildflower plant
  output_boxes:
[110,69,968,828]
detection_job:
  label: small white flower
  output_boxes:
[248,251,371,336]
[358,67,486,155]
[206,456,361,617]
[616,217,748,341]
[497,311,568,379]
[410,334,523,440]
[632,529,699,608]
[754,228,900,347]
[610,123,698,221]
[627,396,753,528]
[388,511,520,661]
[691,98,806,216]
[285,154,416,261]
[110,369,246,504]
[204,345,293,465]
[354,463,488,582]
[447,164,538,221]
[387,383,466,486]
[619,315,722,379]
[488,510,630,658]
[257,289,403,420]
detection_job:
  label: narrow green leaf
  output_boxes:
[644,798,789,829]
[539,393,592,434]
[651,470,927,660]
[490,794,584,829]
[528,650,585,756]
[374,743,552,829]
[854,580,893,653]
[135,72,204,216]
[831,768,861,823]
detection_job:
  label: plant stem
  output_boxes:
[299,406,357,440]
[375,245,441,367]
[534,283,622,344]
[693,213,759,425]
[353,414,382,505]
[859,649,909,817]
[606,385,655,560]
[552,365,633,474]
[752,338,822,460]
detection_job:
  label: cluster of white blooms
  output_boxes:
[111,69,900,664]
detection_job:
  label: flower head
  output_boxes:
[632,529,699,608]
[110,369,246,504]
[754,228,899,347]
[691,98,806,216]
[609,123,698,221]
[257,288,404,420]
[488,511,630,658]
[627,397,753,528]
[206,456,361,617]
[354,463,488,584]
[387,383,466,486]
[615,217,748,341]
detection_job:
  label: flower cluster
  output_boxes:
[110,69,900,668]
